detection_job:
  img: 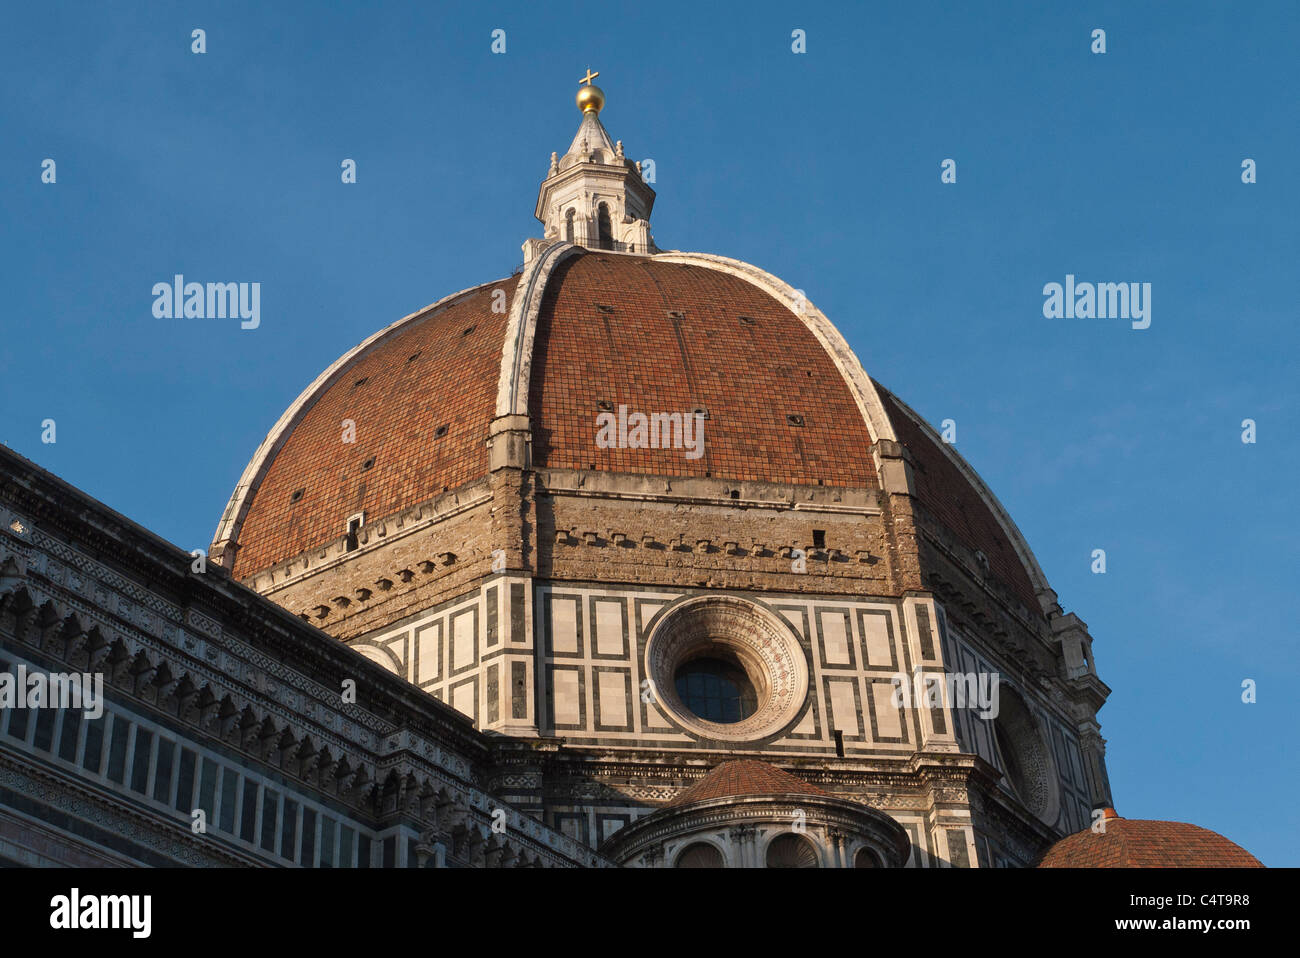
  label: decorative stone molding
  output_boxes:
[601,793,910,869]
[643,595,809,744]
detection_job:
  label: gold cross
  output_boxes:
[579,68,599,86]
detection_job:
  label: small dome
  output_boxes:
[1037,810,1264,867]
[666,760,829,807]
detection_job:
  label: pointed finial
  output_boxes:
[576,68,605,114]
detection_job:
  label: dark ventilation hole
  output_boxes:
[289,488,305,504]
[361,456,376,472]
[434,425,449,439]
[812,529,826,550]
[667,309,685,320]
[730,490,740,500]
[345,517,361,553]
[691,405,710,420]
[353,377,368,388]
[462,325,476,337]
[597,399,615,412]
[806,370,813,377]
[407,352,421,363]
[834,729,845,757]
[738,315,757,326]
[596,304,615,314]
[786,414,805,427]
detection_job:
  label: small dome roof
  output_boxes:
[1037,810,1264,867]
[667,760,829,807]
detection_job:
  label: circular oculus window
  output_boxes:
[645,595,809,742]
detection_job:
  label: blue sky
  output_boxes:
[2,2,1295,864]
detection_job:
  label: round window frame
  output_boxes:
[644,595,810,743]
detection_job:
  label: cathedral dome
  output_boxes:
[210,77,1052,630]
[212,243,1045,618]
[212,251,883,577]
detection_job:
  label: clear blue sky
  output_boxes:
[2,2,1295,864]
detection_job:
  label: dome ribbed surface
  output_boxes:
[230,282,513,576]
[529,253,876,485]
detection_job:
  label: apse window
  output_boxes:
[674,657,758,724]
[766,833,819,868]
[674,843,723,868]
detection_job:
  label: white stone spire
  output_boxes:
[523,71,656,264]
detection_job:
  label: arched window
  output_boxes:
[596,202,613,250]
[766,833,819,868]
[564,208,575,244]
[675,842,724,868]
[854,847,882,868]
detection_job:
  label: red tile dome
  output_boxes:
[667,760,829,807]
[215,280,515,577]
[211,244,1052,620]
[1037,810,1264,867]
[212,250,881,577]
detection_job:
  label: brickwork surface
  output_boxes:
[1038,818,1264,867]
[528,253,877,486]
[667,759,829,807]
[233,282,514,575]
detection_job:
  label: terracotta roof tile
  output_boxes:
[1038,813,1264,868]
[231,282,512,576]
[667,760,828,807]
[529,253,876,487]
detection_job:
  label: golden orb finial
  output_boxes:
[576,68,604,114]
